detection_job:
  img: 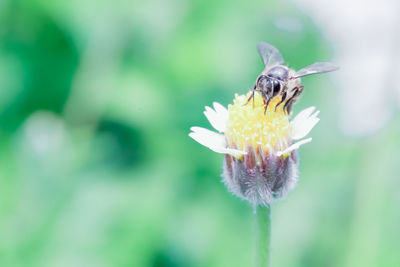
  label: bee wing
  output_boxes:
[294,62,339,78]
[258,42,284,67]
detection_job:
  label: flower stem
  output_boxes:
[256,204,271,267]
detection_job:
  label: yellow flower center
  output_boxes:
[225,92,291,154]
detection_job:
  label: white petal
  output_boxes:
[213,102,229,123]
[204,107,224,133]
[222,147,247,157]
[189,127,246,156]
[189,127,226,152]
[203,102,229,132]
[291,106,315,127]
[292,117,320,140]
[276,138,312,156]
[291,107,320,140]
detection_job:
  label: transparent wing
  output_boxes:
[295,62,339,78]
[257,42,284,67]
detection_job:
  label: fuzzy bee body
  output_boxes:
[247,42,338,113]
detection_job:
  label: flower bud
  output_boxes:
[222,148,299,206]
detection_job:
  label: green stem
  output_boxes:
[256,204,271,267]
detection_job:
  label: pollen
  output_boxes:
[225,92,291,154]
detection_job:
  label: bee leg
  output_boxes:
[284,85,303,114]
[285,100,293,114]
[244,91,254,106]
[264,98,272,114]
[284,90,298,114]
[244,85,257,106]
[274,92,287,112]
[283,96,295,114]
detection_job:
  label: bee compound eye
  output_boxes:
[272,80,281,96]
[257,75,269,89]
[257,75,267,84]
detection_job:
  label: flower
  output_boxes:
[189,92,320,206]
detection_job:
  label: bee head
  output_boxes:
[256,75,282,98]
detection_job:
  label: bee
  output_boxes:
[246,42,339,113]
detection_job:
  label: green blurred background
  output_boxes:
[1,0,400,266]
